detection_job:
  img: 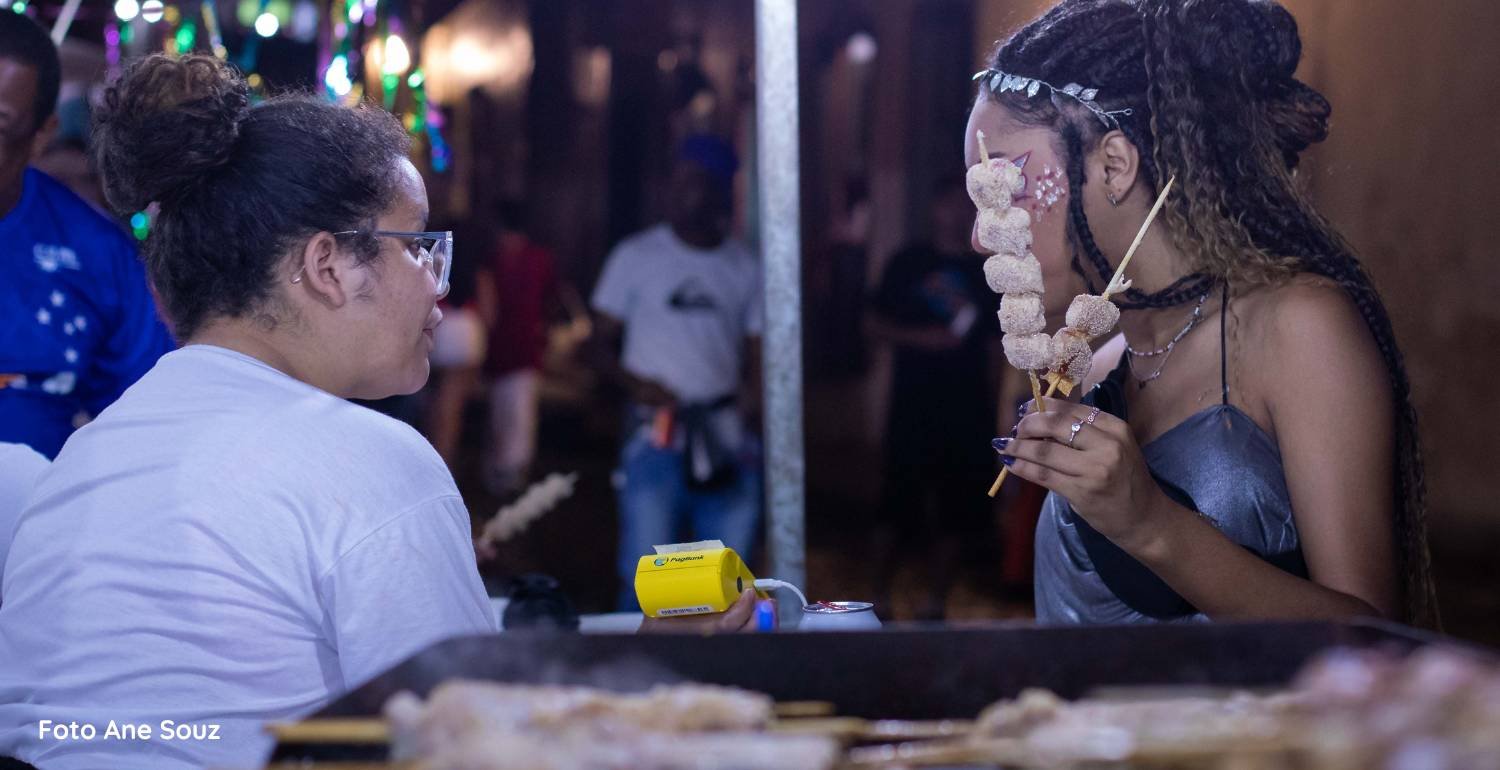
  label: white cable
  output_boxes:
[753,578,809,609]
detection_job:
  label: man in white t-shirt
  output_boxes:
[0,442,48,605]
[591,135,764,610]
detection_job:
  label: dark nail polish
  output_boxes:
[992,437,1010,453]
[1017,402,1029,419]
[1002,454,1015,467]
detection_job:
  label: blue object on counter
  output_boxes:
[755,599,777,632]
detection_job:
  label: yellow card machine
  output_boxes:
[634,540,762,618]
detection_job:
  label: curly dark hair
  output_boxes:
[92,54,411,338]
[985,0,1437,628]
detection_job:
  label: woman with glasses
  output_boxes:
[0,55,483,770]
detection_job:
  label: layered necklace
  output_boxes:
[1125,292,1210,387]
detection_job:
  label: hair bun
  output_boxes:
[1266,78,1331,166]
[93,54,249,214]
[1176,0,1302,95]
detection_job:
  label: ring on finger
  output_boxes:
[1083,407,1101,426]
[1067,419,1084,449]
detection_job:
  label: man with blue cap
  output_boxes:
[591,134,764,611]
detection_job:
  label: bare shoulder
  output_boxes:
[1235,275,1390,410]
[1239,276,1375,357]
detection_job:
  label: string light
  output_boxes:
[141,0,163,23]
[426,105,450,173]
[113,0,138,21]
[324,53,352,97]
[174,19,196,53]
[381,34,409,74]
[253,11,277,37]
[380,72,398,109]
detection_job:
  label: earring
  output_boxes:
[1106,192,1120,206]
[290,271,303,285]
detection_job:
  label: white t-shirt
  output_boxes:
[0,345,497,770]
[591,224,763,403]
[0,442,49,603]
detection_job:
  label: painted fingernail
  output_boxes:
[1017,402,1029,418]
[992,437,1010,453]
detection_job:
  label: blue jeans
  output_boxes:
[614,428,763,611]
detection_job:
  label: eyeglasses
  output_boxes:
[332,230,454,299]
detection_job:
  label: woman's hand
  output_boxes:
[637,589,764,634]
[996,398,1167,554]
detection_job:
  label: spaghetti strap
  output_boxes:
[1220,281,1230,405]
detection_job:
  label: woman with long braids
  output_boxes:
[974,0,1438,627]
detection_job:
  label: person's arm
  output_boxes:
[588,312,676,408]
[474,268,499,329]
[1000,284,1399,620]
[865,248,964,352]
[741,336,763,429]
[320,496,498,688]
[587,246,677,407]
[555,282,594,346]
[865,313,965,352]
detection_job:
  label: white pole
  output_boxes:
[753,0,806,624]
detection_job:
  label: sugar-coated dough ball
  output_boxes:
[998,293,1046,335]
[983,254,1044,295]
[1003,332,1052,371]
[966,158,1025,210]
[1051,327,1094,384]
[966,162,1008,211]
[1065,294,1120,338]
[977,207,1033,257]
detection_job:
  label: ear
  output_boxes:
[28,114,59,161]
[293,232,359,308]
[1095,129,1142,201]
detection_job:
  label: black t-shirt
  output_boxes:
[872,243,995,455]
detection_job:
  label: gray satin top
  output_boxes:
[1034,288,1306,624]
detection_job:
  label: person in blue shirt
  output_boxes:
[0,11,175,458]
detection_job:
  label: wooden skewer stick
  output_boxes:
[975,129,992,163]
[987,178,1176,498]
[1102,176,1175,301]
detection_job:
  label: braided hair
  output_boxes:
[984,0,1437,628]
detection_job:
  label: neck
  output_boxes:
[1111,226,1207,350]
[189,317,347,396]
[671,221,726,251]
[0,179,24,220]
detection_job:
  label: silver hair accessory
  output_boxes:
[973,68,1133,130]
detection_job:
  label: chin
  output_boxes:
[405,360,433,394]
[357,360,431,400]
